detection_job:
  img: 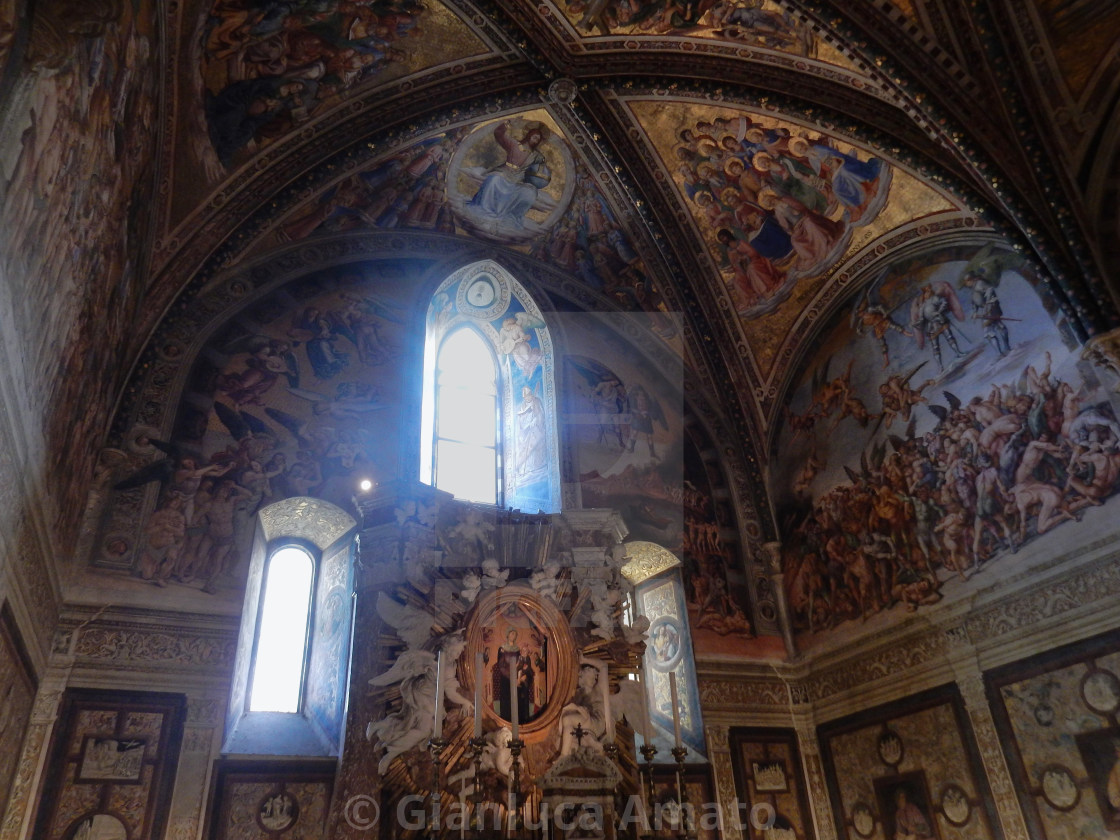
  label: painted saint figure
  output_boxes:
[469,121,552,228]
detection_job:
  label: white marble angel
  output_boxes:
[366,649,437,774]
[375,591,435,651]
[366,631,473,774]
[480,557,509,590]
[460,570,482,604]
[589,586,621,640]
[529,559,561,602]
[446,725,514,797]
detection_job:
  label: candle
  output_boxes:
[433,650,444,735]
[669,670,682,748]
[636,664,653,742]
[600,664,615,743]
[474,651,483,738]
[510,667,519,740]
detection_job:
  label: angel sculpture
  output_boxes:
[589,586,621,640]
[366,649,437,774]
[460,570,482,604]
[446,725,514,800]
[529,559,562,602]
[621,615,650,647]
[366,632,473,774]
[375,592,436,651]
[480,557,509,590]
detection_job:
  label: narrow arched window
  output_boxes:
[434,327,499,505]
[248,545,314,713]
[420,261,561,512]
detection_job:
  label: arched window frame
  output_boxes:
[225,498,356,757]
[420,261,561,513]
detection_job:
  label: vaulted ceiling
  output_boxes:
[3,0,1120,653]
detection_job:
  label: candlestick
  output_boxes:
[474,652,483,738]
[600,664,615,743]
[434,650,445,735]
[668,671,682,749]
[636,664,653,743]
[510,666,519,740]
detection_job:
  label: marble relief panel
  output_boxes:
[32,690,185,840]
[988,629,1120,839]
[818,687,998,840]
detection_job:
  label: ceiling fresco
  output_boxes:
[626,98,961,375]
[265,110,677,332]
[2,0,1116,665]
[167,0,489,224]
[1027,0,1120,100]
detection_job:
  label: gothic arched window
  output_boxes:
[420,261,560,513]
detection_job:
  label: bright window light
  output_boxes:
[434,328,498,504]
[249,546,313,713]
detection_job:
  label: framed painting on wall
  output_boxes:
[818,685,999,840]
[205,759,336,840]
[988,626,1120,839]
[728,728,815,840]
[31,689,185,840]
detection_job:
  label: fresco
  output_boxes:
[670,111,892,316]
[560,313,684,549]
[552,0,820,57]
[172,0,484,219]
[98,263,414,593]
[200,0,439,168]
[275,114,672,324]
[679,430,757,657]
[627,99,959,374]
[1029,0,1120,99]
[771,240,1120,639]
[0,0,158,539]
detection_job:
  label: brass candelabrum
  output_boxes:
[670,745,695,840]
[507,736,525,836]
[467,735,486,835]
[639,742,658,839]
[428,736,448,839]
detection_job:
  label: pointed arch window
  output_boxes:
[420,261,560,512]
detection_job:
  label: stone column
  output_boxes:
[952,666,1030,840]
[705,725,743,840]
[793,720,836,840]
[0,671,67,840]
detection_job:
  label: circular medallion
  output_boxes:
[850,802,875,838]
[940,784,971,826]
[258,790,299,833]
[1082,669,1120,714]
[647,615,684,672]
[466,276,497,308]
[877,727,904,766]
[1039,764,1079,811]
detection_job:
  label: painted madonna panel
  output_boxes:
[772,239,1117,644]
